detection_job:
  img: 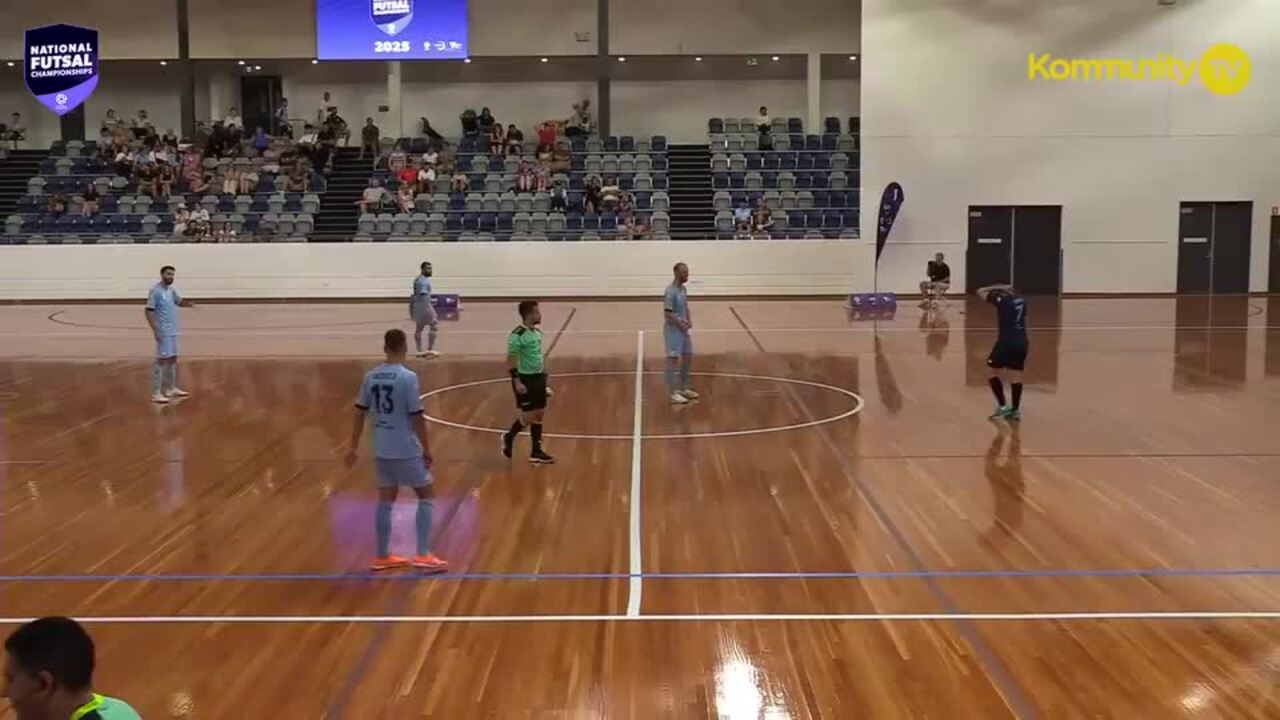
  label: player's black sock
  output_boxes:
[1011,383,1023,410]
[988,377,1006,406]
[530,423,544,453]
[506,420,524,437]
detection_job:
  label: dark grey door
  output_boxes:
[1177,203,1214,294]
[1211,202,1252,294]
[967,206,1013,293]
[1012,206,1062,295]
[1270,216,1280,294]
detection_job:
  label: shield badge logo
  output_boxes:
[370,0,414,37]
[24,24,99,116]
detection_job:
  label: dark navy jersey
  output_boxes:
[990,292,1027,342]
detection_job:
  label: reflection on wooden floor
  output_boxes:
[1,296,1279,718]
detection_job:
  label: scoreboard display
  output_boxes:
[316,0,469,61]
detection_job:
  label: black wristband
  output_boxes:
[509,368,519,378]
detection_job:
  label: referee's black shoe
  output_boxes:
[501,432,515,459]
[529,450,556,465]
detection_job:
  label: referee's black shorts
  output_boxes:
[987,339,1028,371]
[513,372,548,411]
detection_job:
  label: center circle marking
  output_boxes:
[420,371,864,440]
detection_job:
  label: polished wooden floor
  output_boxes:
[2,296,1280,718]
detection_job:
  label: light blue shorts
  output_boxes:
[411,299,438,326]
[374,456,432,488]
[155,334,179,359]
[664,327,692,358]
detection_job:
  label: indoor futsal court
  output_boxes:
[1,295,1278,718]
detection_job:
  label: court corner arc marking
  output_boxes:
[418,371,865,440]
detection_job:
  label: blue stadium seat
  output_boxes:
[652,157,668,171]
[604,136,619,152]
[619,136,635,152]
[651,136,667,151]
[461,213,479,231]
[709,118,725,134]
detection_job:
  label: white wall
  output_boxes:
[612,0,859,55]
[3,0,856,60]
[0,63,182,149]
[0,0,177,59]
[0,241,876,300]
[862,0,1280,294]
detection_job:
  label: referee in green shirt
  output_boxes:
[502,300,555,464]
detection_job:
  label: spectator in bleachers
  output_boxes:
[221,166,241,195]
[459,107,478,136]
[136,162,158,197]
[47,191,66,218]
[240,166,259,194]
[601,176,621,211]
[550,142,571,173]
[450,167,469,193]
[398,164,418,193]
[397,181,416,214]
[422,146,439,167]
[157,161,175,199]
[536,143,553,166]
[753,199,774,238]
[180,147,202,187]
[204,121,227,158]
[189,171,213,196]
[315,123,338,170]
[583,176,601,214]
[101,108,122,130]
[151,140,173,166]
[81,182,100,217]
[216,221,238,243]
[535,162,550,192]
[356,179,386,213]
[505,124,524,156]
[387,141,407,173]
[417,163,437,194]
[734,201,752,238]
[275,98,291,137]
[622,211,649,241]
[549,180,568,211]
[252,126,271,154]
[359,117,380,163]
[757,106,772,133]
[3,112,24,149]
[566,101,593,138]
[225,107,244,132]
[173,204,190,237]
[478,107,496,136]
[161,128,179,147]
[297,123,318,148]
[317,91,333,124]
[132,109,154,139]
[515,160,534,193]
[193,120,212,149]
[488,121,506,156]
[190,204,212,240]
[287,165,309,192]
[537,120,557,148]
[420,117,445,147]
[323,107,349,147]
[113,145,136,177]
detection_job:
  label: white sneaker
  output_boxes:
[669,392,689,405]
[151,393,170,404]
[679,389,700,400]
[424,350,440,358]
[168,388,191,398]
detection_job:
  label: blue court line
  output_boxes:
[4,567,1280,583]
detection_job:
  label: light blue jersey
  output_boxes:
[355,363,424,459]
[413,275,433,301]
[146,282,182,336]
[663,282,692,357]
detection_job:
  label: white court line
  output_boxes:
[1,612,1278,625]
[419,371,864,440]
[5,324,1276,338]
[627,331,644,617]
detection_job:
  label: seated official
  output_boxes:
[920,252,951,304]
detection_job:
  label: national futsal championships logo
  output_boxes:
[1027,43,1251,96]
[371,0,414,36]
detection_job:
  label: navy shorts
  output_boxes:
[987,339,1028,371]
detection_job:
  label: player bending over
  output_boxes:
[977,284,1027,421]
